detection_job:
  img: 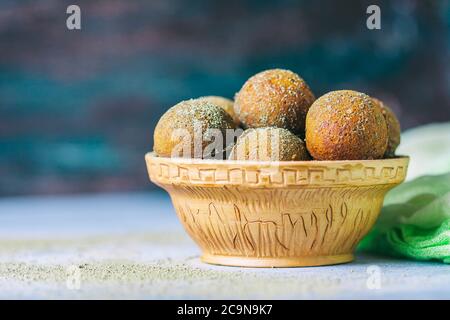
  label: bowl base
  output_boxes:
[201,253,354,268]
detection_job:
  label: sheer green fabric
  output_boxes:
[358,173,450,263]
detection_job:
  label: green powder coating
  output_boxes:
[305,90,388,160]
[197,96,239,126]
[154,98,236,158]
[372,97,401,157]
[171,99,235,132]
[229,127,310,161]
[234,69,315,136]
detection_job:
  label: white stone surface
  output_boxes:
[0,192,449,299]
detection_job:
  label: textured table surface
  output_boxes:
[0,192,449,299]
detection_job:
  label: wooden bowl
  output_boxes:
[145,152,409,267]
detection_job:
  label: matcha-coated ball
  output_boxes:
[371,97,401,158]
[229,127,311,161]
[198,96,239,126]
[305,90,388,160]
[154,99,236,159]
[234,69,315,136]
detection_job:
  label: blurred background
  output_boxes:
[0,0,449,196]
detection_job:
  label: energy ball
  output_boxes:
[153,99,236,159]
[305,90,388,160]
[229,127,311,161]
[198,96,240,126]
[371,97,401,157]
[234,69,315,136]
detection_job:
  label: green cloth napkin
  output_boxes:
[358,172,450,263]
[397,122,450,181]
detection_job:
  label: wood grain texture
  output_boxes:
[146,153,409,267]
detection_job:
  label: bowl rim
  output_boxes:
[146,152,409,187]
[145,151,409,166]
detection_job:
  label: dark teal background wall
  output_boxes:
[0,0,449,195]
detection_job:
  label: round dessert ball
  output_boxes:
[305,90,388,160]
[198,96,240,126]
[234,69,315,136]
[371,97,401,158]
[229,127,310,161]
[154,99,236,159]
